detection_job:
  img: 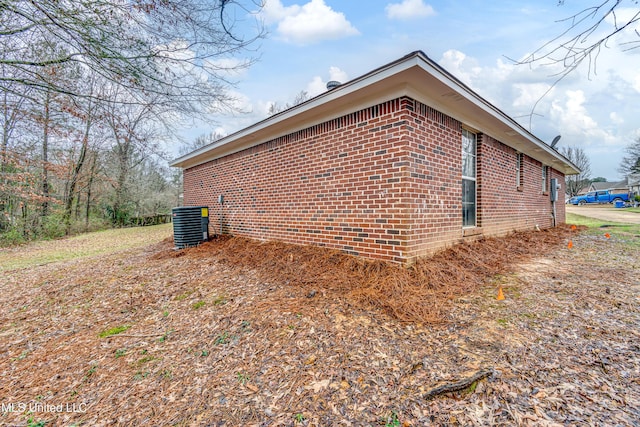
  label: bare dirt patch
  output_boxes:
[0,226,638,426]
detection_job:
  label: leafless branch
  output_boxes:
[505,1,640,129]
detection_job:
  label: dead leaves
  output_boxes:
[0,227,638,425]
[305,379,331,393]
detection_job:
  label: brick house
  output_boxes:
[171,51,579,264]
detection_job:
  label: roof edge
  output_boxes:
[171,51,580,175]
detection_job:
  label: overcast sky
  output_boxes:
[178,0,640,181]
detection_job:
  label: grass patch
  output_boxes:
[0,223,172,271]
[567,213,640,247]
[236,372,249,385]
[134,371,150,381]
[192,300,205,310]
[214,331,231,345]
[98,325,131,338]
[213,295,227,305]
[136,356,157,365]
[158,329,174,342]
[26,417,46,427]
[175,290,193,301]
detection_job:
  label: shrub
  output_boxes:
[0,226,25,246]
[41,214,66,240]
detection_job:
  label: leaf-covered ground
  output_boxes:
[0,226,638,426]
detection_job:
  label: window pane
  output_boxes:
[462,179,475,203]
[463,204,476,227]
[462,179,476,227]
[462,152,475,178]
[462,130,476,155]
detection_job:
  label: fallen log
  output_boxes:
[424,368,494,400]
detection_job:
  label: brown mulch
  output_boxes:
[0,226,638,426]
[154,226,576,324]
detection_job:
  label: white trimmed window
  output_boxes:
[462,129,477,227]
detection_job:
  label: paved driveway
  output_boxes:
[566,204,640,224]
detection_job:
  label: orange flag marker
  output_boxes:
[497,287,505,301]
[570,224,577,230]
[567,240,573,249]
[604,233,610,239]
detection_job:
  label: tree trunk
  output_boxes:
[64,98,92,234]
[41,89,50,220]
[84,151,98,231]
[1,93,9,173]
[1,91,10,219]
[111,132,131,227]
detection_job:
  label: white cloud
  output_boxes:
[438,50,481,89]
[433,48,633,178]
[551,90,595,131]
[550,90,615,145]
[306,66,350,97]
[610,112,624,125]
[328,66,349,83]
[306,76,326,97]
[261,0,293,23]
[633,74,640,93]
[512,83,554,109]
[154,40,197,79]
[261,0,359,45]
[385,0,435,20]
[212,126,227,137]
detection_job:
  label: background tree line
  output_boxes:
[0,0,262,245]
[1,1,638,245]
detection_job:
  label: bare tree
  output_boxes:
[619,137,640,175]
[521,2,640,77]
[0,0,264,113]
[62,73,102,234]
[509,1,640,126]
[268,90,310,116]
[179,131,226,156]
[105,107,154,224]
[0,0,265,242]
[561,146,592,197]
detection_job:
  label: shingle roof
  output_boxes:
[591,180,627,191]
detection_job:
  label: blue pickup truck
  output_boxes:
[569,190,630,205]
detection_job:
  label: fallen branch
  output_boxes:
[107,333,170,338]
[424,368,494,400]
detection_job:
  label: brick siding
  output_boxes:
[183,96,565,264]
[477,134,566,238]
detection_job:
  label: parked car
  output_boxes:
[568,190,630,205]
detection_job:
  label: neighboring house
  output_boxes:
[627,174,640,197]
[587,180,628,194]
[171,51,580,264]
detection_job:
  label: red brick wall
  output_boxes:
[401,99,465,259]
[185,99,411,263]
[476,134,564,237]
[183,96,566,263]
